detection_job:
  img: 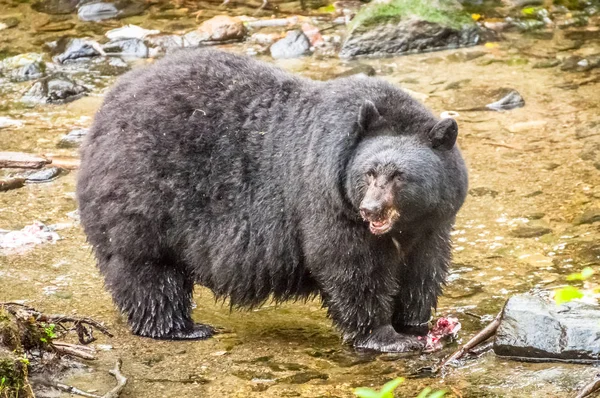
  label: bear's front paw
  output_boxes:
[155,323,216,341]
[353,324,424,353]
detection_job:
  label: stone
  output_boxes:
[533,59,561,68]
[103,39,149,58]
[509,225,552,238]
[0,53,46,82]
[32,0,79,14]
[77,0,145,22]
[0,178,26,192]
[494,295,600,362]
[270,30,311,59]
[339,0,494,58]
[23,167,63,183]
[574,209,600,225]
[468,187,498,197]
[106,24,159,40]
[0,152,49,169]
[335,64,376,78]
[145,35,185,57]
[579,142,600,170]
[0,17,20,30]
[58,128,88,148]
[507,120,547,133]
[53,38,104,63]
[22,74,88,105]
[183,16,246,46]
[0,117,23,129]
[485,90,525,111]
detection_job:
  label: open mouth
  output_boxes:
[368,219,394,235]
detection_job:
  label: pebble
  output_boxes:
[270,30,311,59]
[58,128,88,148]
[486,90,525,111]
[22,74,88,105]
[510,226,552,238]
[574,209,600,225]
[508,120,547,133]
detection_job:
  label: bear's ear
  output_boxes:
[428,118,458,150]
[357,100,381,133]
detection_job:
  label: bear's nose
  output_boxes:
[359,201,382,220]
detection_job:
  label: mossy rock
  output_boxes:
[0,348,33,398]
[340,0,495,58]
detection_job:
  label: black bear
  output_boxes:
[77,48,468,352]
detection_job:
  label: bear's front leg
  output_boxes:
[307,224,424,353]
[392,227,452,335]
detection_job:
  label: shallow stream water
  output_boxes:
[1,1,599,397]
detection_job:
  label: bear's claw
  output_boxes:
[155,323,216,341]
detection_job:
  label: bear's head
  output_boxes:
[345,100,467,236]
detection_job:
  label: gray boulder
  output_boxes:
[494,295,600,363]
[270,30,311,59]
[340,0,495,58]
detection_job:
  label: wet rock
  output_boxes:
[22,74,88,105]
[469,187,498,197]
[561,55,600,72]
[525,212,545,220]
[0,17,20,30]
[0,221,60,251]
[145,35,185,56]
[183,16,246,46]
[485,90,525,111]
[278,371,328,384]
[35,20,76,32]
[533,59,561,68]
[494,294,600,362]
[444,79,471,90]
[507,120,547,133]
[335,64,376,78]
[103,38,148,58]
[0,177,26,192]
[0,152,49,169]
[340,0,494,58]
[58,128,88,148]
[53,38,105,63]
[270,30,311,59]
[0,53,46,82]
[574,209,600,225]
[77,0,145,22]
[510,225,552,238]
[23,167,63,183]
[32,0,79,14]
[579,142,600,170]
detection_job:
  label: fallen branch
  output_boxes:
[35,359,127,398]
[104,359,128,398]
[52,342,97,360]
[441,311,502,367]
[576,376,600,398]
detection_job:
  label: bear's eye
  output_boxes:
[366,170,376,179]
[392,172,404,182]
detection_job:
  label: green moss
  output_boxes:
[350,0,474,30]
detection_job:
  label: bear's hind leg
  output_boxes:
[99,254,214,340]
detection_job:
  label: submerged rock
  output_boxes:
[270,30,311,59]
[0,152,49,169]
[184,16,247,46]
[334,63,376,78]
[494,295,600,362]
[22,74,88,105]
[573,209,600,225]
[58,128,88,148]
[106,24,159,40]
[485,90,525,111]
[32,0,79,14]
[0,53,46,82]
[340,0,494,58]
[509,225,552,238]
[77,0,145,22]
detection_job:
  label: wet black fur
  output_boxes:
[77,48,468,349]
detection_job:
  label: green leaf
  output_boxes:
[554,286,584,305]
[566,267,595,281]
[416,387,432,398]
[354,388,381,398]
[521,7,536,15]
[380,378,405,395]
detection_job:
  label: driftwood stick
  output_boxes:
[38,314,114,339]
[576,377,600,398]
[45,381,102,398]
[442,312,502,367]
[103,359,128,398]
[52,342,97,360]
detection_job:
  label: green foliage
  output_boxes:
[354,377,447,398]
[554,285,584,305]
[566,267,594,281]
[350,0,473,30]
[39,323,57,343]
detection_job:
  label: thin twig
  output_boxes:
[45,381,102,398]
[576,377,600,398]
[103,359,127,398]
[442,312,502,367]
